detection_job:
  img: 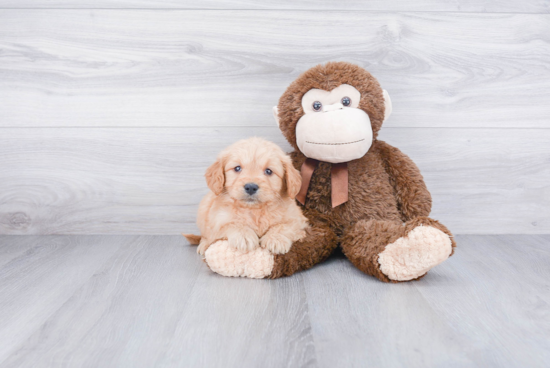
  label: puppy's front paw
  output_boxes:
[260,232,292,255]
[227,228,259,252]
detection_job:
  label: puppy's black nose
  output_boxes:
[244,183,259,195]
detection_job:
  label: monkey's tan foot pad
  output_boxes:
[378,226,453,281]
[204,240,274,279]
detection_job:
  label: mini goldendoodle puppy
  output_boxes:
[184,137,309,256]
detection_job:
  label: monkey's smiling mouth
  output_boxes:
[305,138,365,146]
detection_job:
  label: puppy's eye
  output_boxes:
[341,96,351,106]
[234,166,241,172]
[312,101,322,111]
[264,168,273,175]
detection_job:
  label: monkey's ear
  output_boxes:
[383,89,392,122]
[205,159,225,195]
[283,156,302,199]
[272,106,280,127]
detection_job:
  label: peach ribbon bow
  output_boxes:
[296,158,348,208]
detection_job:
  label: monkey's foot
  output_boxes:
[378,226,452,281]
[204,240,274,279]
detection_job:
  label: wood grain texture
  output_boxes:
[1,235,203,368]
[0,127,290,235]
[0,235,127,363]
[301,252,474,367]
[1,10,549,128]
[0,235,315,368]
[0,235,549,367]
[414,235,550,367]
[0,236,47,269]
[0,0,549,12]
[1,127,549,235]
[159,267,315,367]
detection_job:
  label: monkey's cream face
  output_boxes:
[295,84,372,164]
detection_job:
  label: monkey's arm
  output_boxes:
[376,140,432,221]
[268,219,337,278]
[203,218,337,279]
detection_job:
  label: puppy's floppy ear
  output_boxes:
[282,155,302,199]
[205,158,225,195]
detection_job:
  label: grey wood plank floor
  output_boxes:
[0,235,548,368]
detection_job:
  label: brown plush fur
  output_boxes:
[269,217,339,279]
[340,217,455,283]
[270,62,456,281]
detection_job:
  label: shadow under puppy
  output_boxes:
[184,137,309,257]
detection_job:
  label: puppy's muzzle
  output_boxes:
[244,183,259,196]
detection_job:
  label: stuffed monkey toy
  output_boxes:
[203,62,456,282]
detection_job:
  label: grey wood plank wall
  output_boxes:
[0,1,549,12]
[0,3,549,235]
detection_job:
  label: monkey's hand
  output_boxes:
[204,240,274,279]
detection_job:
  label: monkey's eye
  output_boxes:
[312,101,322,111]
[341,97,351,106]
[264,168,273,175]
[234,166,241,172]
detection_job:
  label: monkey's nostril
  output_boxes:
[244,183,259,195]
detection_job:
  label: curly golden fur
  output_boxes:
[184,137,309,256]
